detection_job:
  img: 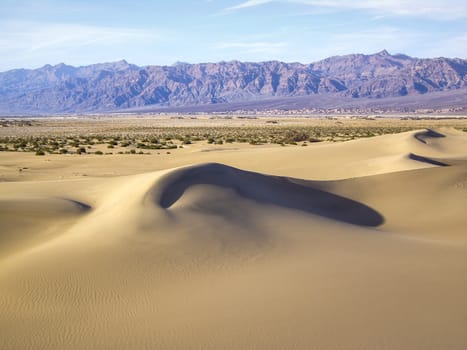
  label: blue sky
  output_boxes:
[1,0,466,71]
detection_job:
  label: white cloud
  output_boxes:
[226,0,467,19]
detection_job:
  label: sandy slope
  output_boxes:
[0,128,466,349]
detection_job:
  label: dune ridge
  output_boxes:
[151,162,384,226]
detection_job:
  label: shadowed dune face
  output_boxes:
[408,153,449,166]
[414,129,446,144]
[153,163,384,227]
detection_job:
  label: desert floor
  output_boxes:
[1,117,466,349]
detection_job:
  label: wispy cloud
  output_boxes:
[226,0,274,11]
[0,21,162,70]
[225,0,467,19]
[0,21,160,52]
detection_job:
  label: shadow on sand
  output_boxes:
[409,153,449,167]
[155,163,384,227]
[414,129,445,144]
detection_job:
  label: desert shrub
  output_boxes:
[284,130,309,143]
[35,150,45,156]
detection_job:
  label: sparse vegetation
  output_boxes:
[0,116,466,155]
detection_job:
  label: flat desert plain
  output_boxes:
[1,116,467,350]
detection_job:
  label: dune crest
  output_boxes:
[414,128,446,144]
[149,162,384,227]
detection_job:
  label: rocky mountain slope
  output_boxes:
[1,50,466,114]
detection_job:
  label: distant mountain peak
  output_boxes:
[172,61,191,66]
[376,49,390,56]
[1,52,466,114]
[110,59,132,68]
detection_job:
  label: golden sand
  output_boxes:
[1,125,466,349]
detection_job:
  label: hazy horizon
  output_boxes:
[2,49,459,73]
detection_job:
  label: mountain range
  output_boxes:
[1,50,467,114]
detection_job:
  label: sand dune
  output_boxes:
[0,196,91,260]
[152,162,384,226]
[1,128,466,349]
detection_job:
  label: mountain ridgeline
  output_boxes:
[1,50,467,114]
